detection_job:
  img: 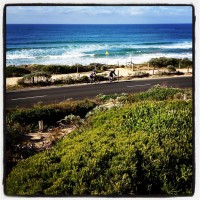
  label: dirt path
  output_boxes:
[23,126,76,151]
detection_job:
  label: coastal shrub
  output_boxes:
[166,58,179,67]
[5,99,96,176]
[17,74,109,87]
[77,76,90,83]
[90,63,108,71]
[149,57,186,68]
[96,93,128,102]
[167,65,176,72]
[6,100,97,130]
[149,57,168,68]
[6,100,193,196]
[155,71,184,76]
[131,85,183,102]
[42,65,71,74]
[180,58,193,68]
[52,79,63,84]
[17,72,52,86]
[96,86,186,104]
[25,64,45,72]
[58,114,84,127]
[41,65,96,74]
[95,75,109,82]
[5,118,35,176]
[6,66,31,77]
[133,71,150,78]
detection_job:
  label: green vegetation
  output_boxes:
[5,99,97,176]
[6,57,192,91]
[6,66,31,77]
[7,99,97,131]
[7,63,110,77]
[149,57,192,68]
[6,86,193,196]
[132,71,150,78]
[17,72,52,86]
[167,65,176,72]
[6,57,192,79]
[17,74,108,87]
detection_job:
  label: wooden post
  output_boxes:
[183,94,187,101]
[38,120,44,132]
[118,70,119,82]
[76,64,80,78]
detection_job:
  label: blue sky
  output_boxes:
[6,6,193,24]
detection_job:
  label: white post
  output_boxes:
[38,120,44,132]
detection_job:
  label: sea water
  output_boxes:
[6,24,192,66]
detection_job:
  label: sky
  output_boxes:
[6,5,193,24]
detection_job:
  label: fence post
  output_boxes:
[118,70,119,82]
[38,120,44,132]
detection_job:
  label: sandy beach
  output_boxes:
[6,67,191,87]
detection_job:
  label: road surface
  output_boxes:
[6,76,193,108]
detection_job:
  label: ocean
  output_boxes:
[6,24,192,66]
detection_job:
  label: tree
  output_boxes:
[181,58,192,73]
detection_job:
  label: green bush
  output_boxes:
[6,100,97,131]
[167,65,176,72]
[133,71,150,78]
[131,85,184,102]
[63,114,84,127]
[41,65,98,75]
[77,76,90,83]
[149,57,187,68]
[96,86,186,103]
[6,100,193,196]
[17,72,52,86]
[180,58,193,68]
[6,66,31,77]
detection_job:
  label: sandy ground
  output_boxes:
[25,126,75,150]
[6,67,192,86]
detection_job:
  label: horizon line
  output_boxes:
[6,23,192,25]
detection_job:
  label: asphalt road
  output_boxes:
[6,76,193,108]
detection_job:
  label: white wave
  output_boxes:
[6,41,192,66]
[6,54,35,60]
[14,52,190,66]
[155,42,192,49]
